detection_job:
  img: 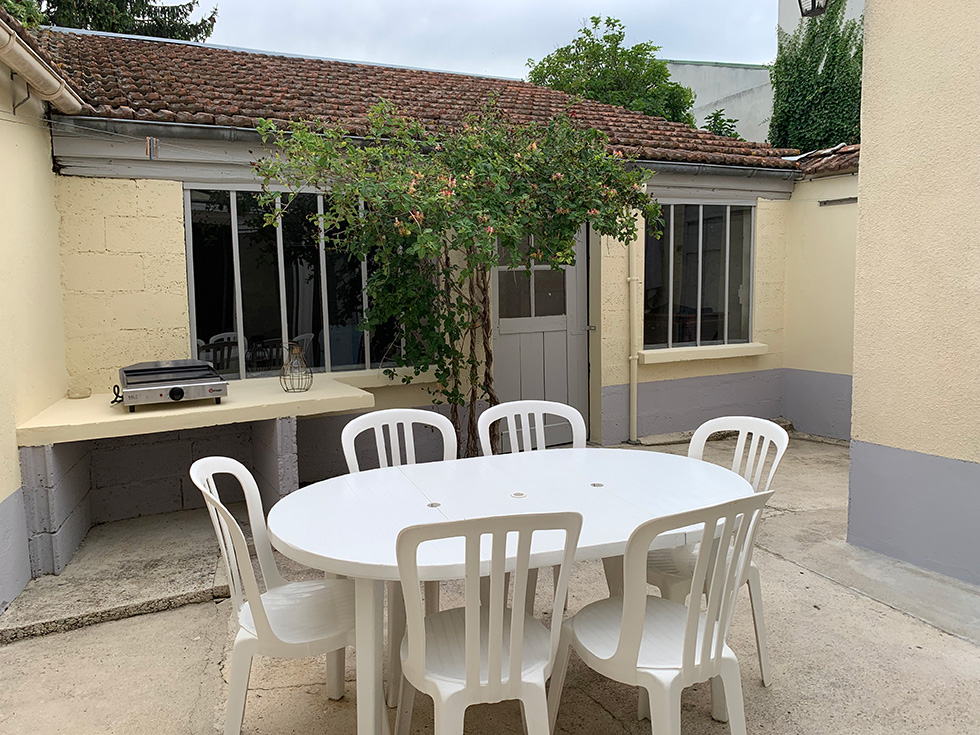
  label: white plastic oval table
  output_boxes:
[266,447,753,735]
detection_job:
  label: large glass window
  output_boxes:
[187,188,391,379]
[643,203,753,349]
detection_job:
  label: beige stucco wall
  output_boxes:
[598,197,788,390]
[56,178,191,394]
[0,72,69,502]
[783,175,858,375]
[852,0,980,463]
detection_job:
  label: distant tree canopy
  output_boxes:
[2,0,44,26]
[703,109,741,140]
[42,0,217,41]
[527,16,696,126]
[768,1,862,152]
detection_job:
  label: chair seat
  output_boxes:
[568,596,730,676]
[240,578,355,645]
[401,607,552,685]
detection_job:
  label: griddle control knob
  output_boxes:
[169,387,185,402]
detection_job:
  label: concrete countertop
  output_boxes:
[16,375,375,447]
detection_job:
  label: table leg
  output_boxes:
[355,578,388,735]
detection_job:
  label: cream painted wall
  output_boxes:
[599,197,788,390]
[0,72,69,502]
[853,0,980,463]
[56,178,190,393]
[783,175,857,375]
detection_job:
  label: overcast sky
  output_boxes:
[206,1,778,79]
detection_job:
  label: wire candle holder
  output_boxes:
[280,342,313,393]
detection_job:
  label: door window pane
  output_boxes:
[643,206,671,348]
[700,205,726,344]
[281,194,325,371]
[190,191,238,376]
[672,205,699,347]
[534,268,566,316]
[728,206,752,343]
[236,192,282,377]
[498,270,532,318]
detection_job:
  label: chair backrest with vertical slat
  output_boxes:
[189,457,284,642]
[611,492,772,684]
[341,409,457,473]
[477,400,587,456]
[688,417,789,492]
[397,512,582,701]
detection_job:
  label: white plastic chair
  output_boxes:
[341,408,458,704]
[548,492,773,735]
[645,416,789,687]
[478,400,587,611]
[394,511,582,735]
[189,457,356,735]
[477,399,587,456]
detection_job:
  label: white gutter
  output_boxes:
[0,19,82,113]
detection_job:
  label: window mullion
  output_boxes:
[361,258,370,368]
[184,189,197,356]
[275,196,289,359]
[229,192,246,379]
[724,205,731,345]
[317,195,332,371]
[668,205,674,349]
[696,204,703,347]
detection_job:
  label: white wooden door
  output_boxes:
[492,228,589,446]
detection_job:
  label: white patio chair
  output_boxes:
[477,399,586,456]
[645,416,789,688]
[189,457,355,735]
[478,400,587,611]
[548,492,773,735]
[341,408,458,704]
[394,511,582,735]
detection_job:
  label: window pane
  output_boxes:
[190,190,238,377]
[700,205,726,345]
[282,194,325,371]
[643,206,671,348]
[324,244,364,371]
[728,206,752,343]
[236,192,282,377]
[534,268,566,316]
[672,205,699,346]
[498,270,532,318]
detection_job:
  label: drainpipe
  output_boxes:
[627,232,641,444]
[0,19,83,113]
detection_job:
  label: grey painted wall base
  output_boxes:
[601,368,853,445]
[0,489,31,614]
[848,441,980,586]
[782,369,852,440]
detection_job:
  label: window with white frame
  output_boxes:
[186,189,398,379]
[643,203,753,349]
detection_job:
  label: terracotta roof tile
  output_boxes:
[0,7,81,96]
[797,144,860,175]
[38,28,800,170]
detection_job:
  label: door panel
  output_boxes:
[492,228,588,446]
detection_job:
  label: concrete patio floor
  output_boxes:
[1,437,979,734]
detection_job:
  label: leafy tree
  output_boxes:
[42,0,217,42]
[703,109,741,139]
[768,0,862,151]
[527,16,696,126]
[2,0,44,26]
[256,101,658,456]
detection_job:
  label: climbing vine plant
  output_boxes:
[255,101,658,456]
[768,0,863,152]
